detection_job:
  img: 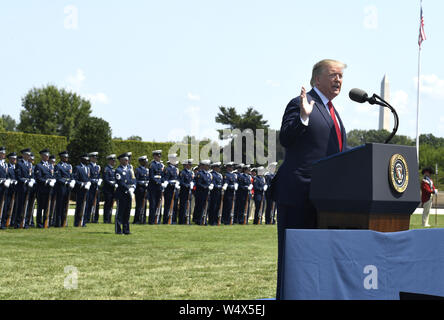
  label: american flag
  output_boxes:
[418,2,426,47]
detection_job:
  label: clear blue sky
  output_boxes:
[1,0,443,143]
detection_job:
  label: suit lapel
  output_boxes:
[309,89,345,151]
[308,89,334,129]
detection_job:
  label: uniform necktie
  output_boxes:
[327,101,343,152]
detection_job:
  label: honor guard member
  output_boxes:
[86,152,102,223]
[252,167,266,224]
[161,154,180,224]
[114,153,136,235]
[264,162,277,224]
[193,160,213,225]
[0,147,9,227]
[28,153,37,227]
[148,150,164,224]
[54,151,76,227]
[133,155,149,224]
[237,164,253,224]
[73,154,91,227]
[14,148,35,228]
[208,162,223,226]
[34,149,56,228]
[48,155,58,226]
[102,154,117,224]
[178,159,194,224]
[233,163,244,224]
[2,152,18,228]
[221,162,238,225]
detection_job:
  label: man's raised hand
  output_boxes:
[300,86,315,121]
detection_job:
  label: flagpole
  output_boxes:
[416,0,425,163]
[416,45,421,162]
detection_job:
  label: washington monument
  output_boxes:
[379,75,391,131]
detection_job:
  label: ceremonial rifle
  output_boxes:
[62,188,72,228]
[167,187,177,225]
[185,186,192,225]
[229,189,236,226]
[49,191,57,227]
[200,189,211,226]
[19,190,30,229]
[5,188,16,227]
[270,201,276,224]
[217,190,224,226]
[0,189,6,227]
[44,186,55,229]
[90,186,99,223]
[154,188,164,225]
[141,184,148,224]
[243,190,250,225]
[257,190,265,225]
[78,188,88,227]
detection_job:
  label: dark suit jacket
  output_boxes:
[272,88,347,206]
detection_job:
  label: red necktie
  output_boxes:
[327,101,343,152]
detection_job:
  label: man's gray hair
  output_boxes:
[310,59,347,87]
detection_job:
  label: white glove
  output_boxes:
[264,185,268,191]
[222,183,228,191]
[248,184,253,191]
[114,183,118,190]
[175,181,180,190]
[84,181,91,190]
[49,179,56,187]
[435,189,439,194]
[28,180,35,188]
[98,179,103,186]
[69,180,76,189]
[162,181,168,188]
[129,187,135,195]
[190,182,194,189]
[208,184,214,191]
[13,180,17,185]
[234,183,239,191]
[4,179,11,188]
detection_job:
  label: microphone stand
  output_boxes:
[366,94,399,144]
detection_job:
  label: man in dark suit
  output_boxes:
[272,59,348,299]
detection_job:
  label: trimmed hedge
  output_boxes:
[0,131,210,168]
[0,132,67,160]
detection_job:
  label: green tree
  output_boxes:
[18,85,92,141]
[67,117,112,167]
[1,115,17,132]
[127,135,143,141]
[216,106,274,165]
[347,129,414,147]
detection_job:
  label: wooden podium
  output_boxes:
[309,143,420,232]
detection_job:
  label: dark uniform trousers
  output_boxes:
[208,187,222,225]
[34,162,55,228]
[115,191,132,234]
[178,186,192,224]
[148,183,162,224]
[102,165,116,224]
[54,182,70,227]
[163,184,179,224]
[193,186,211,225]
[222,188,235,225]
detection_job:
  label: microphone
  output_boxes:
[349,88,376,104]
[348,88,399,144]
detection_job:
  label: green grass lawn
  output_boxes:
[0,217,277,300]
[0,213,442,300]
